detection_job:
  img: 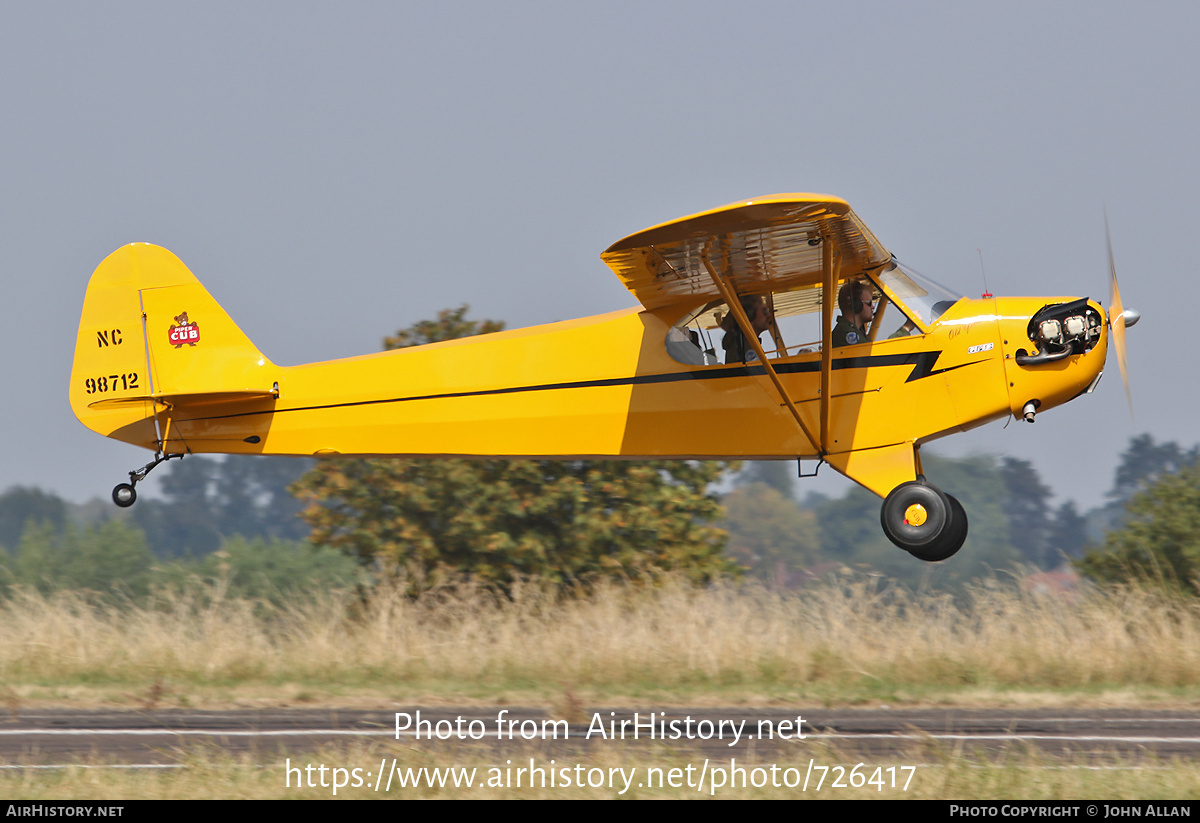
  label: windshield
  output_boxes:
[875,259,963,328]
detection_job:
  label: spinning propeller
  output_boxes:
[1105,212,1139,419]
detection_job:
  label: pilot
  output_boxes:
[721,295,773,363]
[833,280,875,347]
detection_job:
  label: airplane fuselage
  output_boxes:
[73,247,1106,499]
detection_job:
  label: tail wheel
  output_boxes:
[880,482,968,562]
[112,483,137,508]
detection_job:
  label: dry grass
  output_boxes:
[3,574,1200,706]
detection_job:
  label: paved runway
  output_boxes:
[4,707,1200,766]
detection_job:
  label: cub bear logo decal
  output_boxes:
[168,311,200,348]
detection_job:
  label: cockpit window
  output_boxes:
[876,260,963,328]
[665,325,714,365]
[663,262,953,366]
[667,284,828,366]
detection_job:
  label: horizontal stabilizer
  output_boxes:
[86,388,279,411]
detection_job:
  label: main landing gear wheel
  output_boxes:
[912,493,968,562]
[880,480,969,562]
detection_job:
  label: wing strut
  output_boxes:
[819,234,836,454]
[700,249,821,456]
[763,292,787,355]
[867,295,888,342]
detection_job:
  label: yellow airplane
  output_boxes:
[70,194,1137,561]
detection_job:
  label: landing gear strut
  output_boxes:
[111,452,184,508]
[880,477,968,562]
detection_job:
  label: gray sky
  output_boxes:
[3,1,1194,509]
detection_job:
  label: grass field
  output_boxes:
[2,572,1200,708]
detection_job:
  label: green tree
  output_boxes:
[999,457,1053,567]
[292,306,737,590]
[133,455,313,557]
[1081,435,1200,546]
[0,487,67,552]
[735,461,797,499]
[296,458,733,588]
[1109,434,1200,504]
[1046,500,1089,559]
[1078,464,1200,594]
[2,519,155,597]
[152,536,361,605]
[383,305,504,350]
[723,481,819,586]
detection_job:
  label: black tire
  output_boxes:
[112,483,137,508]
[907,493,968,562]
[880,480,950,551]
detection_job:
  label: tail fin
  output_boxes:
[70,243,277,451]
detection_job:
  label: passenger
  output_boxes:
[721,295,773,363]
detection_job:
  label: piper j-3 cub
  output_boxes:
[70,194,1138,562]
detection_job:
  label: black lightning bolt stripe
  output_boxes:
[175,350,961,423]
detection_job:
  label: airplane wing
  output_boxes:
[602,194,892,310]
